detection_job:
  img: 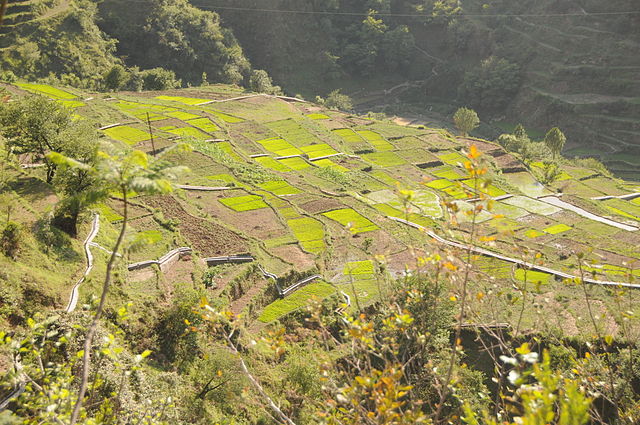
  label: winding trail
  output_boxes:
[388,216,640,290]
[65,214,100,313]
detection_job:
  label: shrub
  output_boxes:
[453,107,479,136]
[1,221,21,259]
[324,89,353,111]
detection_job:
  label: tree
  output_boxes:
[544,127,566,159]
[0,221,21,259]
[249,69,280,94]
[453,107,479,136]
[0,95,97,184]
[141,67,181,90]
[458,57,521,113]
[102,64,130,91]
[48,149,186,425]
[324,89,353,111]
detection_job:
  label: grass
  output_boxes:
[258,180,301,196]
[258,281,336,322]
[322,208,379,234]
[362,152,406,168]
[16,83,77,100]
[287,217,325,254]
[543,223,572,234]
[103,126,151,145]
[219,195,269,211]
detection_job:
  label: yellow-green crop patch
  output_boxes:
[307,113,329,120]
[370,170,399,186]
[95,203,124,223]
[362,152,406,168]
[258,281,335,322]
[312,159,349,172]
[322,208,379,234]
[219,195,268,211]
[344,260,375,276]
[530,162,572,181]
[432,165,465,180]
[206,109,244,123]
[332,128,363,144]
[300,143,338,159]
[438,151,467,165]
[356,130,394,151]
[257,138,303,156]
[167,127,210,140]
[16,83,77,99]
[259,180,301,196]
[156,95,209,105]
[255,156,292,172]
[103,126,151,144]
[266,119,317,145]
[632,198,640,206]
[166,110,202,121]
[373,203,435,228]
[279,157,309,170]
[514,268,552,285]
[287,217,325,254]
[188,117,220,133]
[58,100,86,109]
[524,229,545,238]
[543,223,572,234]
[206,174,249,189]
[425,179,453,190]
[461,179,507,197]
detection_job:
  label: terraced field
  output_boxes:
[7,82,640,330]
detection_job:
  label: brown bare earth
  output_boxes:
[143,195,247,256]
[271,244,317,269]
[300,198,346,214]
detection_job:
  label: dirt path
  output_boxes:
[65,214,100,313]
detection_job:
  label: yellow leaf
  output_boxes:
[468,144,480,160]
[515,343,530,355]
[605,335,613,345]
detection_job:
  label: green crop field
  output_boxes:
[344,260,375,276]
[287,217,325,254]
[188,117,220,133]
[362,152,406,168]
[166,110,202,121]
[257,138,303,156]
[103,126,152,144]
[206,109,244,123]
[333,128,363,144]
[258,281,335,322]
[514,268,552,285]
[543,223,572,234]
[156,95,209,105]
[438,151,467,165]
[322,208,379,234]
[307,113,329,120]
[167,127,211,140]
[255,156,292,172]
[219,195,269,211]
[16,83,77,100]
[312,158,350,172]
[300,143,338,159]
[356,130,394,151]
[259,180,301,196]
[278,157,309,170]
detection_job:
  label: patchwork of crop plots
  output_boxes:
[322,208,379,234]
[24,82,640,327]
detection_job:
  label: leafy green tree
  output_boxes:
[249,69,281,94]
[453,107,479,136]
[141,67,181,90]
[0,221,21,259]
[544,127,566,159]
[0,95,97,184]
[48,149,186,424]
[324,89,353,111]
[102,64,130,91]
[458,57,521,113]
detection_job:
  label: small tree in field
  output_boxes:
[544,127,566,159]
[453,107,479,137]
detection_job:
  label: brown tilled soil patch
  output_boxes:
[271,244,317,270]
[143,195,247,256]
[184,191,288,240]
[300,198,346,214]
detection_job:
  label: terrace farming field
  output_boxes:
[5,82,640,335]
